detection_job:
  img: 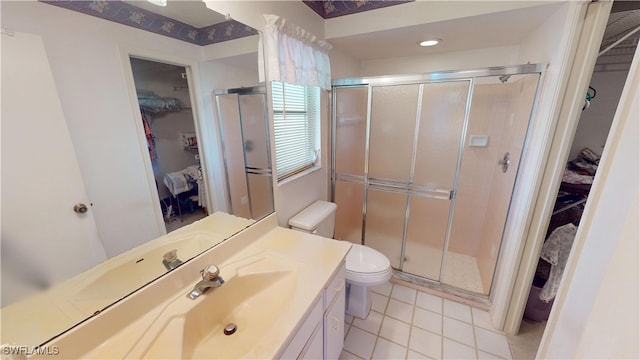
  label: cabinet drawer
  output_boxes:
[324,262,346,309]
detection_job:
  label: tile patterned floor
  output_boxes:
[341,282,513,360]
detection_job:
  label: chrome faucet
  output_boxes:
[187,264,225,299]
[162,249,183,271]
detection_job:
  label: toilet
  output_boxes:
[289,200,392,319]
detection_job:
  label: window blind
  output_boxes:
[271,81,321,181]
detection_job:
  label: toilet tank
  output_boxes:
[288,201,337,238]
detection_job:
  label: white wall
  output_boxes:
[359,45,519,76]
[569,70,628,159]
[330,47,361,79]
[203,1,324,37]
[272,91,331,227]
[202,35,260,61]
[539,44,639,359]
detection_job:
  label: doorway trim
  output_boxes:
[119,45,213,235]
[498,0,613,335]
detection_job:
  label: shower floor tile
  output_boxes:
[398,241,485,294]
[443,251,485,293]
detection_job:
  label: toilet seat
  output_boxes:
[346,268,392,285]
[347,244,390,272]
[346,244,392,285]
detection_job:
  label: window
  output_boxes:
[271,81,321,181]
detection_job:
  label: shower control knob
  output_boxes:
[73,203,88,214]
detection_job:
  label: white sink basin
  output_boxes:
[132,253,299,359]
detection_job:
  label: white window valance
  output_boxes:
[263,14,332,90]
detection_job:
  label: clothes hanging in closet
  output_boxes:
[141,110,156,161]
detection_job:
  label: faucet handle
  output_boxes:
[163,249,178,262]
[201,264,220,280]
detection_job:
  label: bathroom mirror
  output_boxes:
[0,0,271,347]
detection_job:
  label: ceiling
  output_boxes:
[601,9,640,49]
[326,3,563,61]
[596,9,640,69]
[121,0,226,27]
[72,1,638,61]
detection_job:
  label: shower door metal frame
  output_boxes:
[214,86,274,220]
[331,63,547,299]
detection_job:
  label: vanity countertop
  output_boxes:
[29,214,351,359]
[0,212,254,348]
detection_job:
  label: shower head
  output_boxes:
[499,74,511,83]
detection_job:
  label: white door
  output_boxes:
[1,31,107,306]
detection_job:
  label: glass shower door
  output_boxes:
[216,89,274,221]
[239,93,274,220]
[333,86,368,243]
[216,93,251,219]
[403,81,470,280]
[444,74,539,294]
[365,84,420,268]
[335,81,471,282]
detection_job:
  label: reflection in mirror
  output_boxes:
[0,0,271,347]
[215,87,275,220]
[129,57,209,233]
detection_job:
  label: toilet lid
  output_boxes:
[347,244,391,273]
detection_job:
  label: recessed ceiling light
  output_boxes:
[147,0,167,6]
[419,39,441,47]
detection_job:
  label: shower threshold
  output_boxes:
[392,270,491,308]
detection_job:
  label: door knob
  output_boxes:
[499,152,511,173]
[73,203,88,214]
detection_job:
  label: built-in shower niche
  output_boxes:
[331,68,541,297]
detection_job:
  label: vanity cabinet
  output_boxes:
[279,261,346,360]
[324,264,346,360]
[300,323,324,359]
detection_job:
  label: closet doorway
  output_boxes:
[513,6,640,358]
[129,57,207,233]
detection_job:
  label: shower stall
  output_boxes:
[331,65,543,298]
[214,86,274,221]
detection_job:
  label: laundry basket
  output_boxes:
[524,284,554,322]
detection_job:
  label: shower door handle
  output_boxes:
[499,152,511,173]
